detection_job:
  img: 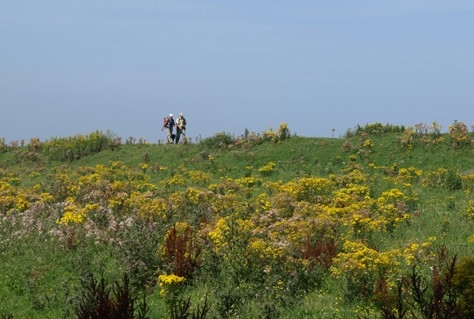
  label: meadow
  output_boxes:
[0,121,473,319]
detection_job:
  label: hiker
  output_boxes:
[161,113,175,143]
[175,112,187,144]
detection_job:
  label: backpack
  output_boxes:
[164,117,174,128]
[178,117,186,127]
[164,117,173,127]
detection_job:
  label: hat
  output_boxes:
[169,113,173,117]
[179,112,183,116]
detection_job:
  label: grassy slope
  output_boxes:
[69,135,473,177]
[1,132,473,318]
[3,134,472,184]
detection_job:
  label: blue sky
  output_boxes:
[1,1,473,143]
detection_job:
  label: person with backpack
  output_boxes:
[175,112,187,144]
[161,113,175,143]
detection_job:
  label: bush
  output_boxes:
[200,132,234,149]
[42,130,120,162]
[449,120,471,148]
[347,123,406,137]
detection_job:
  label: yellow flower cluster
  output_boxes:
[422,168,448,187]
[257,162,276,176]
[139,163,149,173]
[362,138,373,149]
[465,200,474,220]
[208,217,255,253]
[281,177,334,202]
[331,240,401,279]
[15,194,30,211]
[248,238,283,260]
[208,217,231,251]
[158,273,186,285]
[210,191,245,216]
[235,176,260,188]
[397,167,423,184]
[39,192,54,203]
[0,180,33,213]
[56,199,100,225]
[254,193,271,214]
[162,174,186,187]
[185,187,202,205]
[402,237,436,265]
[125,191,167,220]
[57,199,85,225]
[462,173,474,192]
[157,274,186,297]
[187,169,211,185]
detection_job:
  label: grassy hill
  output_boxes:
[1,123,473,318]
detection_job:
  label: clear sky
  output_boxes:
[1,1,473,143]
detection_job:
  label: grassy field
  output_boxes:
[0,123,473,318]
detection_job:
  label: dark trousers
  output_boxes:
[166,127,174,143]
[176,128,185,143]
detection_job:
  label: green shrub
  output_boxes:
[200,132,234,149]
[42,130,120,162]
[446,170,462,190]
[348,122,405,137]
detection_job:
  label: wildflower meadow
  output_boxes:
[0,122,473,318]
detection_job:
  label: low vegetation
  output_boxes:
[0,121,473,318]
